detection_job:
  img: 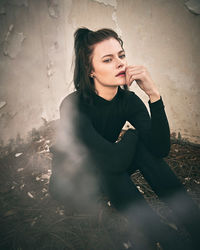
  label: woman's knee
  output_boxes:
[127,140,162,176]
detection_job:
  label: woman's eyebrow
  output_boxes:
[101,50,125,58]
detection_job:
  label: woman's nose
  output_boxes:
[116,58,124,68]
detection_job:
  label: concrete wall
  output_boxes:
[0,0,200,147]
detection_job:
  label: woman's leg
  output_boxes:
[128,140,200,249]
[100,172,188,250]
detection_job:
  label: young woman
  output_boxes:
[49,27,200,250]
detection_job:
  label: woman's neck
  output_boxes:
[94,84,119,101]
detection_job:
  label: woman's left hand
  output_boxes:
[125,65,160,101]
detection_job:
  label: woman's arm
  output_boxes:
[126,92,170,158]
[124,65,171,157]
[51,95,138,174]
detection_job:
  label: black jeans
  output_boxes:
[99,140,200,250]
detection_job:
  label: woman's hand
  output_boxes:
[125,65,161,102]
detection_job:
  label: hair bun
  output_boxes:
[74,27,92,51]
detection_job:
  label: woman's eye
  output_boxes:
[103,54,125,63]
[120,54,126,58]
[103,59,111,63]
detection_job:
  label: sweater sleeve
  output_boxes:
[125,92,171,158]
[51,95,138,174]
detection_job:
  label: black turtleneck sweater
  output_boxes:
[51,86,170,175]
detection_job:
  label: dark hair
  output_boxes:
[73,27,129,103]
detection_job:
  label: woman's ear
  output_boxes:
[90,71,95,78]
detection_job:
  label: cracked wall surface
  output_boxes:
[0,0,200,147]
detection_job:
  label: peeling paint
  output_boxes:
[0,0,200,146]
[3,29,25,59]
[92,0,122,38]
[4,24,14,42]
[0,101,6,109]
[47,60,54,78]
[185,0,200,15]
[112,11,122,37]
[92,0,117,9]
[47,0,59,18]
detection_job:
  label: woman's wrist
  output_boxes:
[148,91,161,103]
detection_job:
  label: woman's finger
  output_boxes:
[127,73,144,86]
[127,69,144,77]
[126,70,141,85]
[126,65,144,74]
[126,70,144,85]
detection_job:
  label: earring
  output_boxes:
[90,74,94,78]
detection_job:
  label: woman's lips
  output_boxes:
[116,73,125,77]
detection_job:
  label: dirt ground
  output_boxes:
[0,122,200,250]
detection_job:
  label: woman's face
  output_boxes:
[90,38,127,88]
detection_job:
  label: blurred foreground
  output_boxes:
[0,122,200,250]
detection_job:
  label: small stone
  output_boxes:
[156,242,162,249]
[27,192,34,198]
[41,173,50,180]
[168,222,178,231]
[107,201,111,207]
[36,138,45,143]
[30,217,38,227]
[44,144,50,152]
[59,209,64,216]
[15,152,23,157]
[8,24,14,32]
[137,185,144,194]
[42,188,47,193]
[184,177,191,181]
[123,241,132,249]
[17,168,24,172]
